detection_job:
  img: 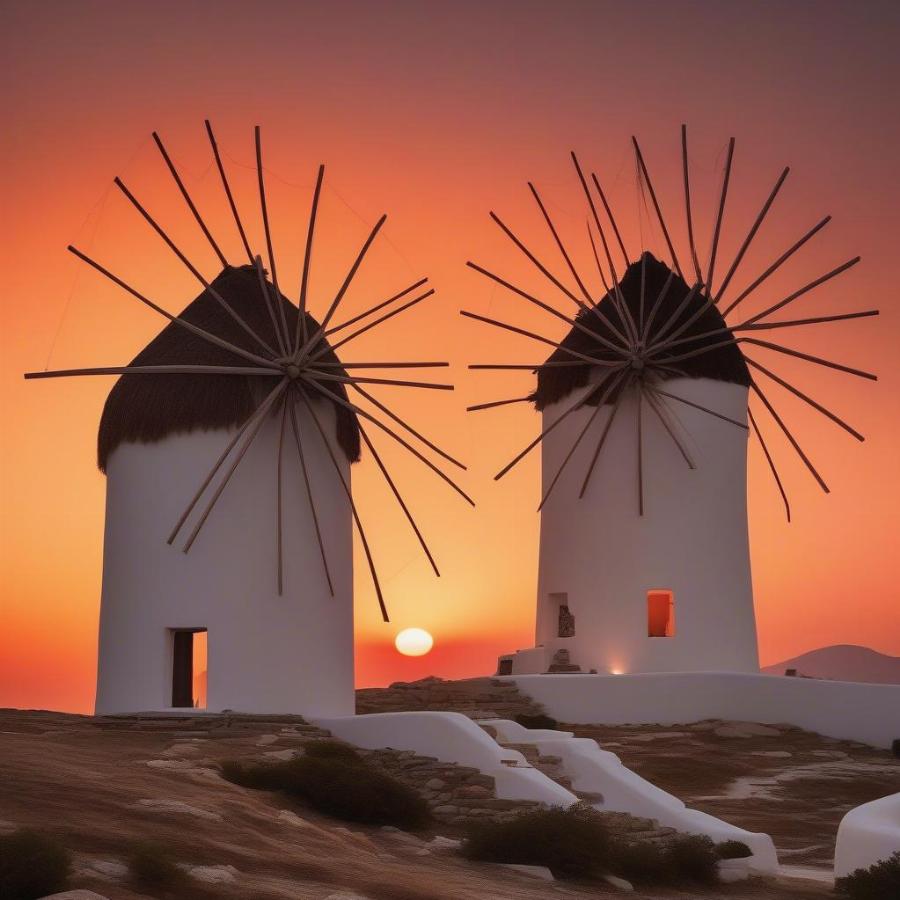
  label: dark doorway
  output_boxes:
[171,628,207,708]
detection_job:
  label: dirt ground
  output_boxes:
[570,719,900,872]
[0,709,844,900]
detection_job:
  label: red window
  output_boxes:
[647,590,674,637]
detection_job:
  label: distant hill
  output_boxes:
[763,644,900,684]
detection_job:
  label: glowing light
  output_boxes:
[610,668,623,675]
[395,627,434,657]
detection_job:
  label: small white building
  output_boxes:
[94,265,358,716]
[500,254,760,676]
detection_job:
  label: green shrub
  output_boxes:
[222,755,431,831]
[716,839,753,859]
[0,829,71,900]
[610,840,669,883]
[301,739,363,764]
[665,834,719,884]
[128,841,188,893]
[836,851,900,900]
[462,805,611,880]
[514,713,559,731]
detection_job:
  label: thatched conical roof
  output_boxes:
[532,252,750,410]
[97,264,360,471]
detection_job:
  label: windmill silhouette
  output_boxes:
[25,123,470,715]
[467,127,878,677]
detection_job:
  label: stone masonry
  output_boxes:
[355,676,547,719]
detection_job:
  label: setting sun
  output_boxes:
[395,628,434,657]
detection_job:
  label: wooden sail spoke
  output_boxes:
[748,407,791,522]
[314,361,449,369]
[632,135,683,279]
[645,387,696,469]
[286,395,334,597]
[648,320,731,356]
[182,380,290,552]
[459,309,624,363]
[586,217,612,294]
[649,386,748,430]
[495,367,627,481]
[742,337,876,381]
[205,119,253,263]
[745,356,864,441]
[585,219,638,347]
[25,364,282,380]
[254,254,289,357]
[706,137,735,293]
[579,375,630,499]
[308,284,431,364]
[309,370,454,391]
[713,167,789,303]
[465,261,627,354]
[167,378,289,544]
[721,215,831,318]
[649,332,743,366]
[640,270,676,344]
[295,164,325,354]
[467,395,532,412]
[114,177,277,357]
[295,214,387,361]
[645,282,702,349]
[275,396,287,595]
[571,152,638,343]
[681,125,703,284]
[751,381,828,493]
[254,126,292,350]
[490,209,586,311]
[636,384,644,515]
[643,285,863,356]
[739,309,878,331]
[326,278,429,336]
[638,252,647,335]
[528,181,593,305]
[652,363,688,379]
[468,362,597,370]
[739,256,862,327]
[350,382,466,470]
[298,388,388,620]
[152,130,228,268]
[300,374,475,506]
[66,245,278,369]
[538,369,626,510]
[358,422,440,577]
[589,171,629,269]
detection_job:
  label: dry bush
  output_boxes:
[0,829,71,900]
[222,754,431,831]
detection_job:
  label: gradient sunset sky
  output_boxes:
[2,0,898,714]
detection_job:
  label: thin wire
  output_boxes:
[219,144,417,278]
[44,185,114,370]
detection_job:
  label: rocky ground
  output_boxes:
[571,719,900,872]
[357,676,900,874]
[355,677,900,882]
[0,707,839,900]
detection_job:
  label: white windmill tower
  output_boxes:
[465,128,877,677]
[26,124,471,716]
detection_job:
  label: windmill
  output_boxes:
[25,123,471,716]
[466,127,877,678]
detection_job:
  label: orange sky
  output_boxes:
[2,0,899,714]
